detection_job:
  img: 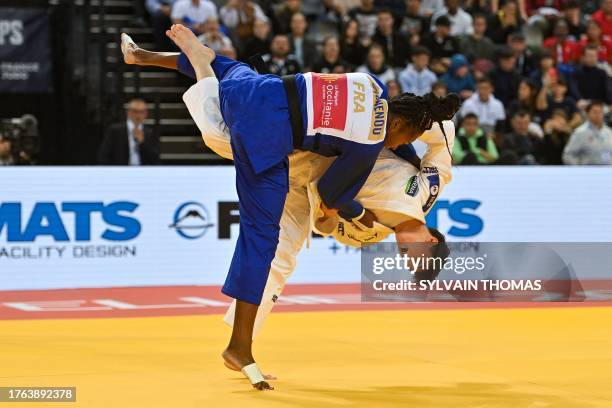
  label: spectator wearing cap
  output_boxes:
[421,15,460,61]
[459,13,496,63]
[487,0,522,44]
[441,54,475,99]
[452,113,499,164]
[508,32,536,77]
[261,34,301,76]
[460,77,506,132]
[398,0,431,37]
[563,101,612,164]
[398,46,438,95]
[591,0,612,38]
[372,9,412,67]
[288,13,317,70]
[577,20,612,64]
[536,76,582,128]
[348,0,379,39]
[569,45,612,106]
[489,46,521,106]
[341,19,369,67]
[171,0,218,35]
[543,19,580,65]
[498,110,541,165]
[430,0,473,36]
[312,36,353,73]
[357,44,397,83]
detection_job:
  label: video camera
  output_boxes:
[0,114,40,164]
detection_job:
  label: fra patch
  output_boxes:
[405,175,419,197]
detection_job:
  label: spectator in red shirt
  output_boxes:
[577,20,612,64]
[591,0,612,38]
[543,19,579,64]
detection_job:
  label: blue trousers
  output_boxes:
[178,53,289,305]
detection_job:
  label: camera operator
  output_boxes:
[0,133,14,165]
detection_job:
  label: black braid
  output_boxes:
[388,92,461,158]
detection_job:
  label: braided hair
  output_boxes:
[388,92,461,157]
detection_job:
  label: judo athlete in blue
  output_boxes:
[149,25,460,390]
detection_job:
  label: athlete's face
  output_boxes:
[384,115,419,148]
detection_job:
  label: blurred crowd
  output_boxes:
[134,0,612,164]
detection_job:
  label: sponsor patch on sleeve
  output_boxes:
[405,175,419,197]
[422,173,440,213]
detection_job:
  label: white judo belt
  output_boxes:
[307,181,394,247]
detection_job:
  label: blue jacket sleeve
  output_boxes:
[317,141,382,219]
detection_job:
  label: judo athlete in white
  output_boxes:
[181,77,455,339]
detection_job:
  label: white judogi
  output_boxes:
[183,78,455,337]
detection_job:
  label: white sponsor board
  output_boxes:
[1,166,611,290]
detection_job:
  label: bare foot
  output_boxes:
[222,348,276,389]
[121,33,139,65]
[166,24,215,64]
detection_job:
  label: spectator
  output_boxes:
[543,19,580,65]
[591,0,612,38]
[386,79,402,97]
[357,44,397,83]
[171,0,218,34]
[419,0,444,17]
[348,0,379,39]
[372,9,412,67]
[459,13,496,63]
[487,0,522,44]
[432,80,448,97]
[220,0,268,42]
[98,98,159,165]
[489,46,521,106]
[341,19,369,67]
[508,32,536,77]
[288,13,317,70]
[562,0,585,39]
[539,109,573,164]
[442,54,475,98]
[197,18,233,53]
[431,0,474,36]
[0,134,14,166]
[508,78,540,120]
[241,19,271,60]
[398,0,430,37]
[273,0,302,34]
[460,77,506,132]
[563,101,612,164]
[528,49,555,89]
[421,16,460,61]
[536,77,582,128]
[577,20,612,64]
[312,36,353,73]
[570,45,612,106]
[398,46,438,95]
[261,35,301,75]
[146,0,178,50]
[498,110,540,165]
[452,113,499,164]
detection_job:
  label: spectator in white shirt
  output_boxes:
[398,46,438,96]
[460,77,506,132]
[197,18,233,53]
[563,101,612,165]
[430,0,473,36]
[171,0,218,34]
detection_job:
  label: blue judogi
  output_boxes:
[178,53,393,305]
